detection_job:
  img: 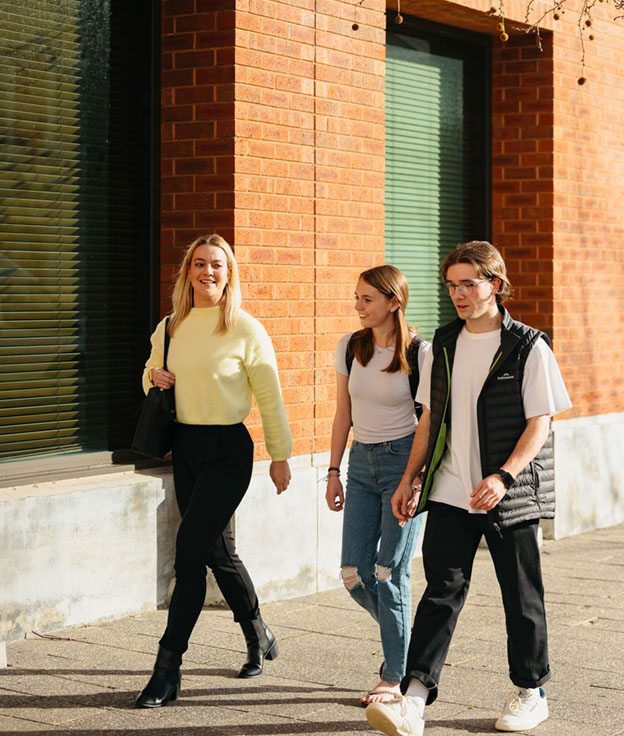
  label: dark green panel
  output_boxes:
[385,20,490,339]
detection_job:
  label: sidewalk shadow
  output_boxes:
[0,727,373,735]
[0,683,363,711]
[425,717,498,733]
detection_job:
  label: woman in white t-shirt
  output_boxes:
[325,264,429,705]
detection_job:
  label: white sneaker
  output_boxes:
[495,687,549,731]
[366,695,425,736]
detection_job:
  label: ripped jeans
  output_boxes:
[341,434,423,684]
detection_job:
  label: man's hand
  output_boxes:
[392,480,418,523]
[470,474,506,511]
[269,460,291,494]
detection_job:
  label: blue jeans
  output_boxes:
[341,434,423,684]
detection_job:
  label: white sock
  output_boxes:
[404,678,428,715]
[519,686,540,697]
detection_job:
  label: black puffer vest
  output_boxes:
[416,307,555,532]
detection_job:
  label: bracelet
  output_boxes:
[321,471,340,483]
[328,466,340,474]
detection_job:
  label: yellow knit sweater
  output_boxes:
[142,307,292,461]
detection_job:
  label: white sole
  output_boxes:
[495,709,548,731]
[366,705,423,736]
[366,706,403,736]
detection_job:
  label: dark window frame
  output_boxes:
[385,12,492,337]
[0,1,162,489]
[386,12,492,230]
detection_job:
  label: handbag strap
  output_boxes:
[163,317,171,371]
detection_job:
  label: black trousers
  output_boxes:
[401,502,551,704]
[159,422,259,655]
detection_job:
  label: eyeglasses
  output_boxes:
[442,278,492,296]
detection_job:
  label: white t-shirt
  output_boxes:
[416,326,572,513]
[336,333,431,444]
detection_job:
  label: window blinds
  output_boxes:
[0,0,152,465]
[385,28,488,339]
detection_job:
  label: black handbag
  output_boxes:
[132,317,176,458]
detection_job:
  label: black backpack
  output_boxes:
[345,333,423,420]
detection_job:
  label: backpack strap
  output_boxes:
[345,333,357,376]
[407,335,423,420]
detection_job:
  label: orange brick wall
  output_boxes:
[550,6,624,417]
[395,0,624,420]
[491,32,555,336]
[488,1,624,419]
[161,0,624,459]
[161,0,386,458]
[160,0,237,315]
[235,0,387,455]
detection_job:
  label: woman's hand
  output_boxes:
[270,460,291,494]
[325,475,344,512]
[151,367,175,390]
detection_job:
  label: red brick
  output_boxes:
[162,104,195,122]
[162,69,195,88]
[174,122,216,139]
[163,33,195,52]
[175,13,217,32]
[163,0,194,17]
[175,50,217,68]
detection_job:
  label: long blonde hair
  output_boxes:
[351,264,415,374]
[168,234,242,336]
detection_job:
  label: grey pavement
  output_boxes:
[1,523,623,735]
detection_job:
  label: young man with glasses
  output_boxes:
[366,241,571,736]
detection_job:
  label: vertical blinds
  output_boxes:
[0,0,152,465]
[385,28,488,339]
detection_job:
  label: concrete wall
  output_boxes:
[0,470,179,643]
[2,422,620,643]
[545,412,624,539]
[0,454,347,643]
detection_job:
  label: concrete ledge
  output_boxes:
[0,453,348,642]
[0,469,179,642]
[545,411,624,539]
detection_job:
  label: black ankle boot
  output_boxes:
[135,646,182,708]
[237,614,279,678]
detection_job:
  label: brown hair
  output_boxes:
[350,264,416,374]
[168,234,242,336]
[440,240,513,304]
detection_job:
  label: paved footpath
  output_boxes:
[1,524,623,735]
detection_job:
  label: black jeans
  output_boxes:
[159,422,259,655]
[401,502,551,703]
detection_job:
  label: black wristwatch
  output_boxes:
[496,468,516,489]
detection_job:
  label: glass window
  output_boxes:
[0,0,156,473]
[386,17,490,338]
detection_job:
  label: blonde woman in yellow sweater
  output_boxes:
[136,234,292,708]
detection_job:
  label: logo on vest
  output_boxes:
[497,372,515,381]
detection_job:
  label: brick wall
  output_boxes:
[161,0,624,456]
[396,0,624,420]
[235,0,386,456]
[491,32,555,336]
[161,0,386,458]
[160,0,236,315]
[550,6,624,417]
